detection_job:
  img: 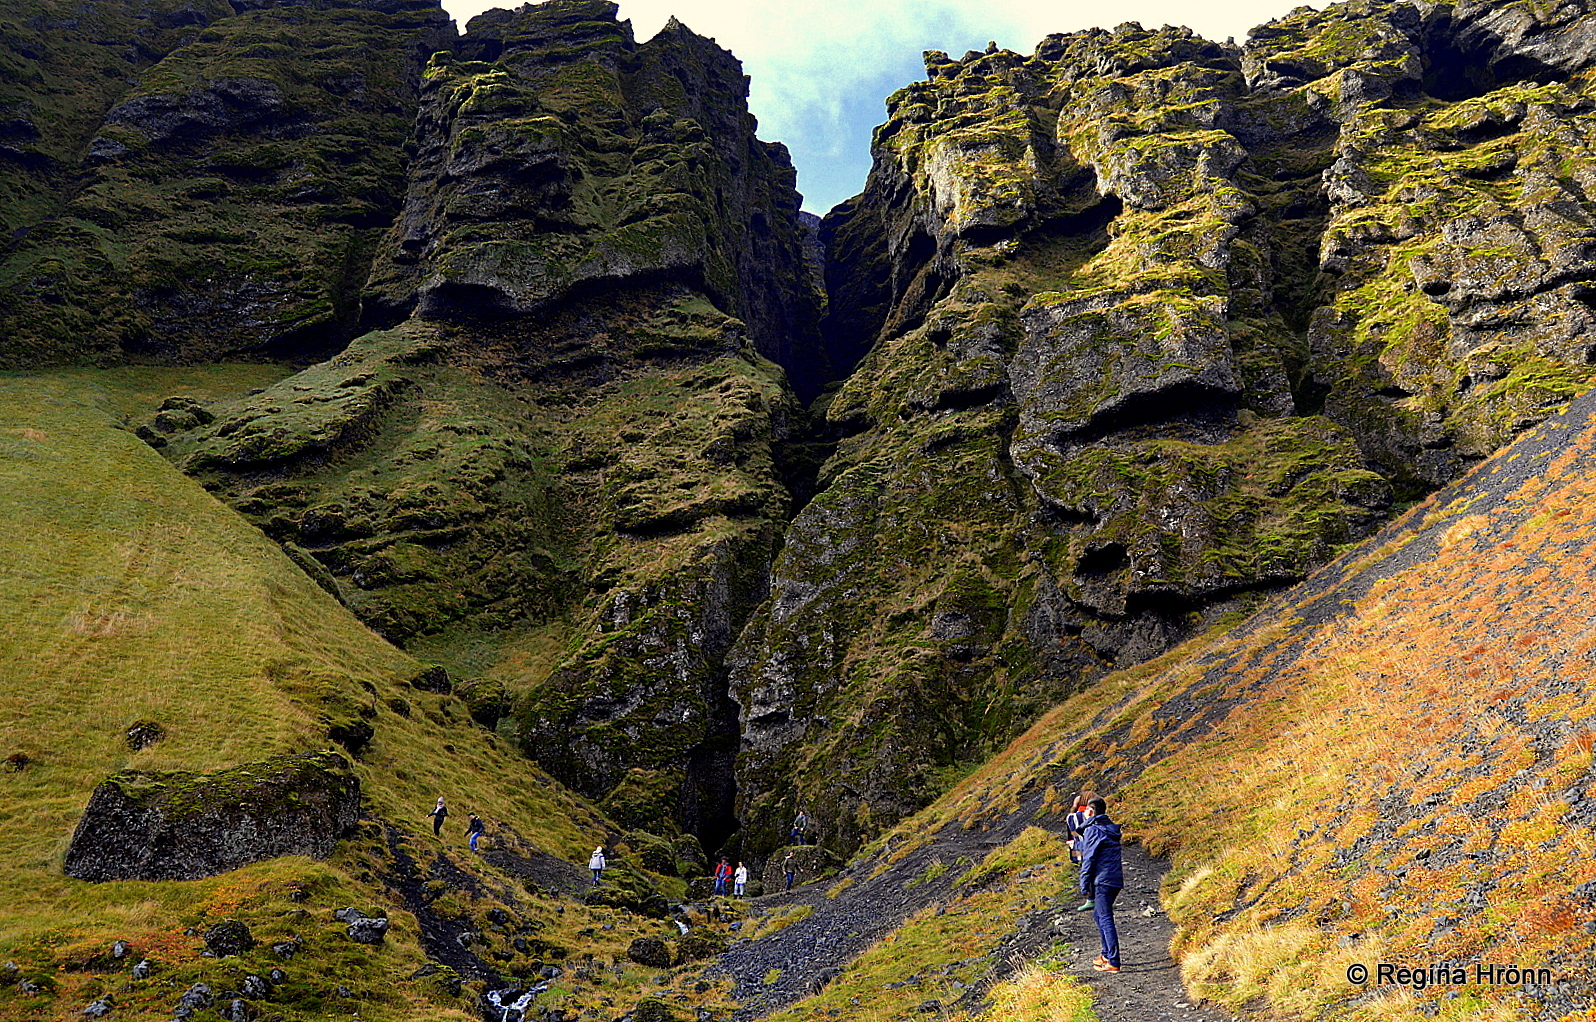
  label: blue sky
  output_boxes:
[439,1,1319,213]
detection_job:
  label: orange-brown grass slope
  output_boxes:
[906,390,1596,1022]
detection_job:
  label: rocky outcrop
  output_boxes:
[63,752,360,882]
[0,0,454,367]
[0,0,237,269]
[146,0,821,851]
[731,0,1596,855]
[363,0,827,398]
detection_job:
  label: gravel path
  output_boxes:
[714,806,1239,1022]
[1060,844,1234,1022]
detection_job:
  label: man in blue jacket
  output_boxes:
[1076,795,1123,973]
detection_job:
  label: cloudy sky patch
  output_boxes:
[440,0,1318,211]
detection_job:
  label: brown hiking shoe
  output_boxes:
[1093,962,1120,973]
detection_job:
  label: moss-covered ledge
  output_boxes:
[63,751,360,882]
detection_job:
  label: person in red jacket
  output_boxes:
[713,857,732,896]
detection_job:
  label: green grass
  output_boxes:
[765,855,1074,1022]
[0,367,661,1020]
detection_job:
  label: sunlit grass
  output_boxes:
[0,369,625,1019]
[964,962,1097,1022]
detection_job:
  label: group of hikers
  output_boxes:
[426,797,810,897]
[425,797,486,851]
[423,791,1124,974]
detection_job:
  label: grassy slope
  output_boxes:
[0,367,714,1021]
[761,391,1596,1022]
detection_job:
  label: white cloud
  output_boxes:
[439,0,1319,211]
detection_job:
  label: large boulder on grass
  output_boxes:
[633,997,682,1022]
[625,938,672,969]
[584,866,669,918]
[203,921,255,957]
[64,752,360,882]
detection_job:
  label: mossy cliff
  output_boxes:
[731,0,1596,855]
[363,0,827,398]
[11,0,1596,900]
[0,0,454,367]
[146,0,822,852]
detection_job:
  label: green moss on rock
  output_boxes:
[63,752,360,882]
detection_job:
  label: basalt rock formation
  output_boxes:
[730,0,1596,851]
[121,0,822,855]
[63,752,360,882]
[9,0,1596,866]
[0,0,455,365]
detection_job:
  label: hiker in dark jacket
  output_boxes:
[465,814,485,851]
[426,797,448,837]
[1076,795,1124,972]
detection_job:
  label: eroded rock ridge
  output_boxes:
[8,0,1596,859]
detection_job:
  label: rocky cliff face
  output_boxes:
[730,0,1596,852]
[8,0,1596,863]
[362,1,828,396]
[137,0,821,852]
[0,0,454,366]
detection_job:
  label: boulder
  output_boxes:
[335,907,390,943]
[673,927,727,963]
[809,967,843,994]
[761,845,841,892]
[584,867,670,918]
[632,997,681,1022]
[408,665,453,694]
[454,677,507,729]
[625,937,672,969]
[203,920,255,957]
[63,752,359,882]
[175,983,214,1012]
[347,917,390,944]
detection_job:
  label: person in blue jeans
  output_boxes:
[465,814,485,851]
[1076,795,1124,973]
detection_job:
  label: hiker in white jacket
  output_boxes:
[588,846,606,885]
[734,861,749,896]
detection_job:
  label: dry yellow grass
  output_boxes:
[968,962,1097,1022]
[845,398,1596,1021]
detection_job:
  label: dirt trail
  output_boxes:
[1059,844,1235,1022]
[716,808,1239,1022]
